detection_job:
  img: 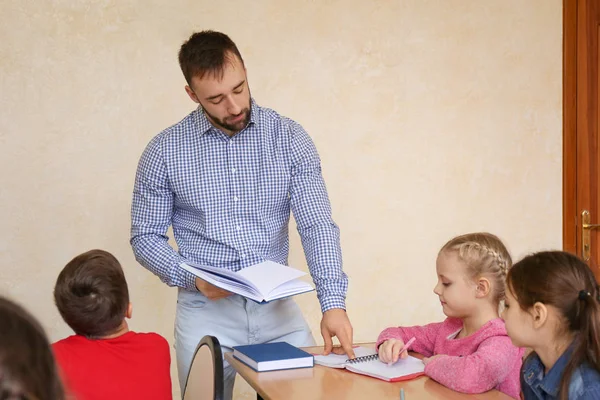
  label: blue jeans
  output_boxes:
[175,288,316,400]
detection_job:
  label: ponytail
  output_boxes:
[506,252,600,400]
[558,289,600,400]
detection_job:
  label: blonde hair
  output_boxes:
[440,232,512,304]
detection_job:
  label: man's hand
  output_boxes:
[320,308,355,359]
[195,278,232,300]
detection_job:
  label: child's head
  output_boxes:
[54,249,130,338]
[503,251,600,395]
[434,232,512,318]
[0,296,65,400]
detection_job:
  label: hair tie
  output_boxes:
[578,290,591,300]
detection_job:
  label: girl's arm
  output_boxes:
[376,321,444,357]
[423,336,521,394]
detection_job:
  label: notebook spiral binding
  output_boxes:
[345,354,379,364]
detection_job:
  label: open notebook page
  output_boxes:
[345,355,425,382]
[313,347,377,368]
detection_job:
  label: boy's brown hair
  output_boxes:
[54,249,129,338]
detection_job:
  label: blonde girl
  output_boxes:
[377,232,524,399]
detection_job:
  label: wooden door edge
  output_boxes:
[563,0,578,254]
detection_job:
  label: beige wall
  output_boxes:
[1,1,562,398]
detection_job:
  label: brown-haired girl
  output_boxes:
[503,251,600,400]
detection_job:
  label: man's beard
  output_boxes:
[203,106,251,134]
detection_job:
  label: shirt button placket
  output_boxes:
[228,138,246,261]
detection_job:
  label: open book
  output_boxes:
[313,346,425,382]
[179,260,314,303]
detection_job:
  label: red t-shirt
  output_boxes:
[53,331,172,400]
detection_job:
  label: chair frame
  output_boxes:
[183,335,224,400]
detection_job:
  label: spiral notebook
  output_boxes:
[313,347,425,382]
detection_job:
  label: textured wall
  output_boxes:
[1,1,561,398]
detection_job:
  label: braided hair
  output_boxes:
[440,232,512,304]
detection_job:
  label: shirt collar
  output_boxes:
[193,98,259,136]
[524,345,574,397]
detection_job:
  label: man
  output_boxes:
[131,30,354,399]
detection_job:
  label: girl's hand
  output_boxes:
[422,354,443,365]
[378,339,409,364]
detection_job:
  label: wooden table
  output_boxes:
[225,344,513,400]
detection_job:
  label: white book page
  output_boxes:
[180,264,263,301]
[313,347,377,368]
[345,355,424,381]
[236,261,307,296]
[265,279,313,301]
[183,262,256,289]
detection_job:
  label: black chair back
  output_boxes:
[182,335,224,400]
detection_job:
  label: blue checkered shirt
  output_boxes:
[130,99,347,312]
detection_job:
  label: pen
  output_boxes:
[399,337,416,355]
[400,388,405,400]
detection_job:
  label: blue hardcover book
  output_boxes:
[232,341,314,372]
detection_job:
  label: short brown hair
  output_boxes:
[0,296,65,400]
[54,250,129,338]
[178,30,244,85]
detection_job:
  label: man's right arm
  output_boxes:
[130,135,197,291]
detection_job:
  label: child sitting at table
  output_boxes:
[0,295,65,400]
[503,251,600,400]
[377,232,523,399]
[52,249,172,399]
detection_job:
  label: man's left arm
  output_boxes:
[288,120,354,358]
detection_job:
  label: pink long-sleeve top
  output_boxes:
[376,318,523,399]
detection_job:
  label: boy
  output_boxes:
[52,249,172,399]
